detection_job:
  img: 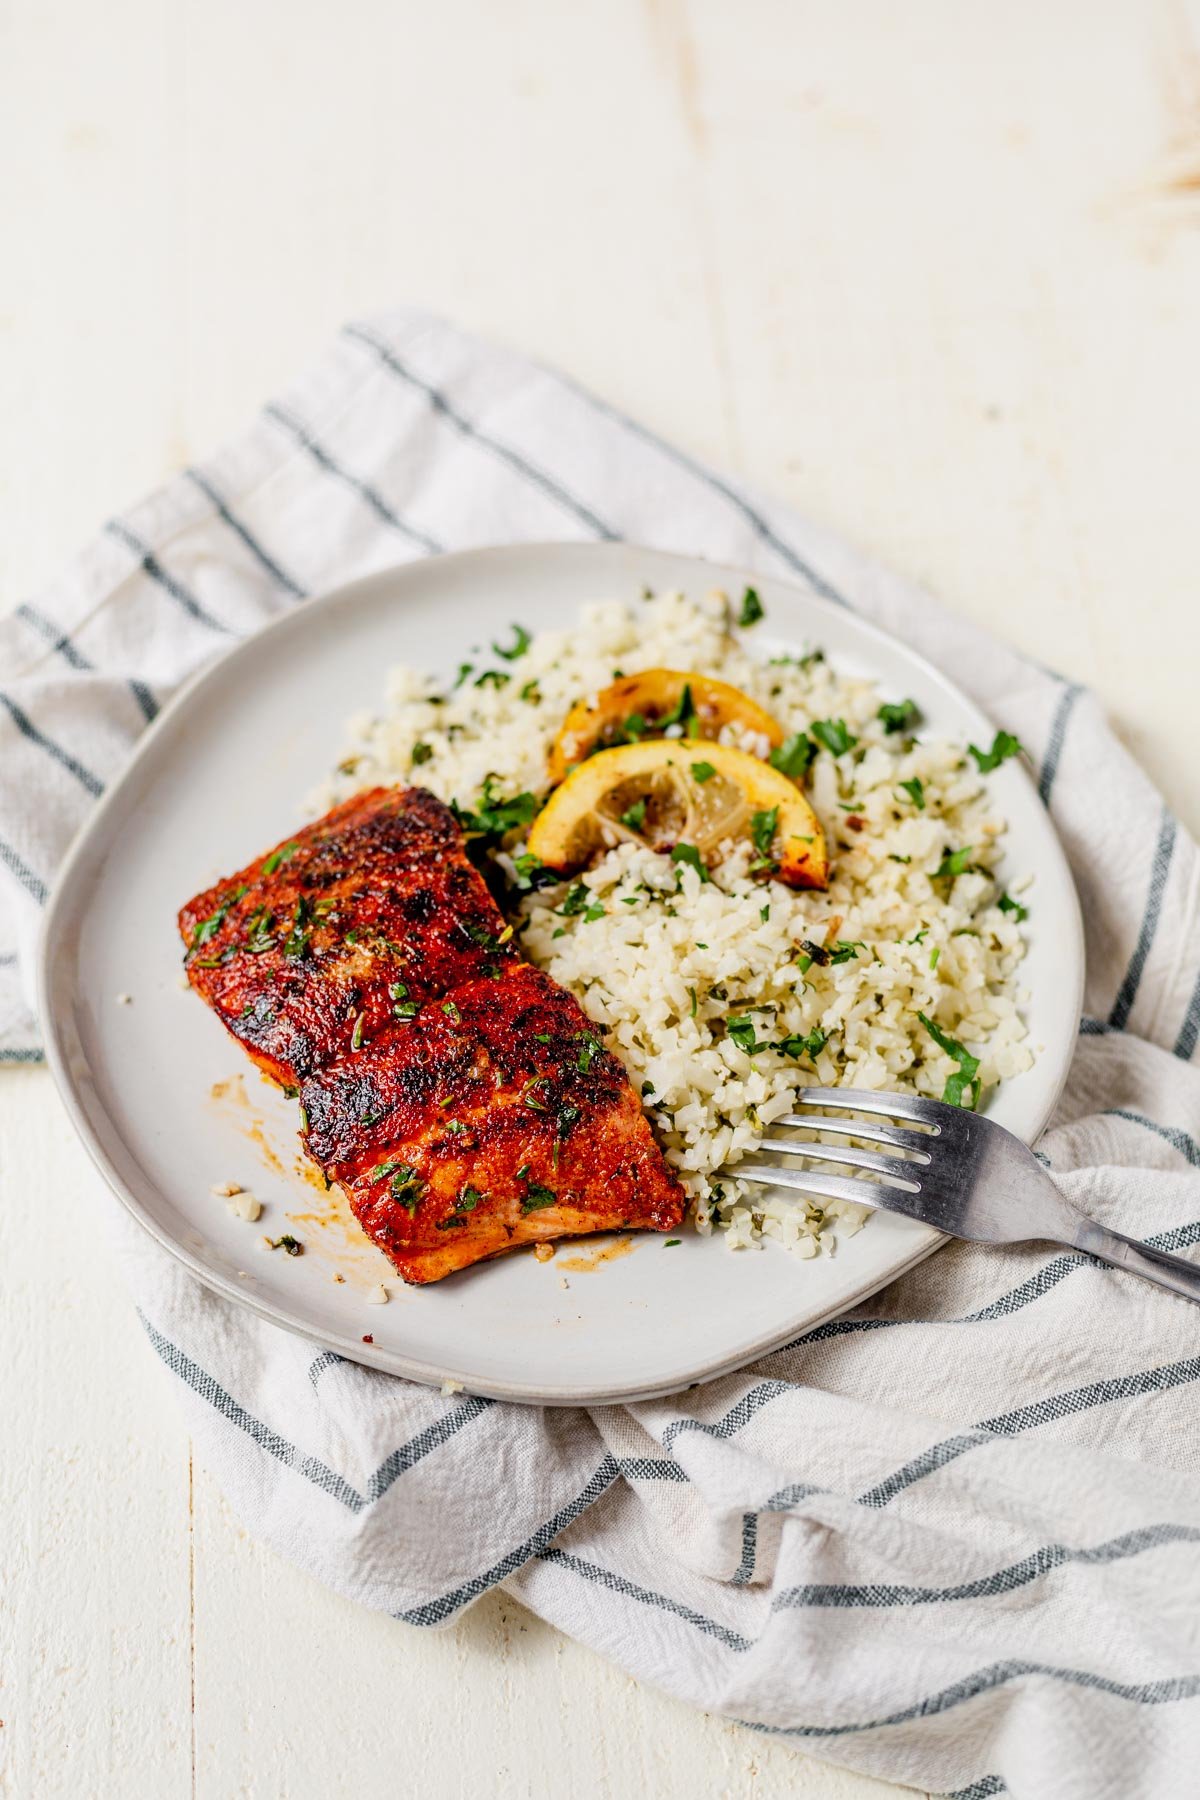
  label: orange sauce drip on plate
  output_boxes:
[557,1234,636,1273]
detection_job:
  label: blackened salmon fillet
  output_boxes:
[180,786,684,1282]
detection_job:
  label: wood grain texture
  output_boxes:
[5,0,1200,1792]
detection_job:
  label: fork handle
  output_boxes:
[1071,1219,1200,1306]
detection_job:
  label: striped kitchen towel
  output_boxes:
[4,309,1200,1800]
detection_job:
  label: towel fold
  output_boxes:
[4,309,1199,1800]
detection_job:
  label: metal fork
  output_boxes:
[726,1087,1200,1305]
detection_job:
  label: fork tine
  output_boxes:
[755,1137,923,1188]
[772,1113,935,1157]
[794,1087,944,1129]
[722,1164,916,1213]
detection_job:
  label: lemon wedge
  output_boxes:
[547,669,784,785]
[527,740,828,888]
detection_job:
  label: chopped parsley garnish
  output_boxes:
[641,1080,655,1098]
[769,732,816,779]
[261,842,299,877]
[690,761,716,784]
[828,940,865,965]
[670,843,709,883]
[811,718,858,757]
[557,1103,581,1139]
[474,668,510,690]
[455,1186,482,1213]
[511,852,547,890]
[900,777,925,809]
[453,661,473,688]
[243,906,276,954]
[878,699,919,734]
[521,1184,558,1213]
[934,846,974,880]
[726,1015,771,1055]
[451,777,538,847]
[889,853,911,865]
[998,891,1029,923]
[533,1031,551,1043]
[760,904,770,922]
[918,1013,981,1110]
[522,1075,550,1111]
[283,897,312,960]
[729,1014,827,1060]
[411,741,433,765]
[441,1000,461,1023]
[618,710,647,744]
[493,622,532,661]
[620,797,648,830]
[350,1011,365,1051]
[266,1234,303,1256]
[559,881,605,922]
[929,946,940,970]
[577,1034,603,1073]
[519,679,541,703]
[737,586,764,627]
[659,684,695,730]
[190,886,247,951]
[750,807,779,871]
[388,1166,424,1212]
[969,730,1023,774]
[689,986,698,1018]
[664,1239,682,1248]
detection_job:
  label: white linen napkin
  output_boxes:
[4,309,1200,1800]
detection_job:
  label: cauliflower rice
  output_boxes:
[323,589,1033,1259]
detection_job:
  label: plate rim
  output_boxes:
[38,540,1084,1403]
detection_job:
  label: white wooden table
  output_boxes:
[4,3,1198,1794]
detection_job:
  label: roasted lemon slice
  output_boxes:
[547,669,784,785]
[528,741,828,888]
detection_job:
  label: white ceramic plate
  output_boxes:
[40,543,1083,1405]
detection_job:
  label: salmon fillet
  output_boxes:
[179,786,684,1282]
